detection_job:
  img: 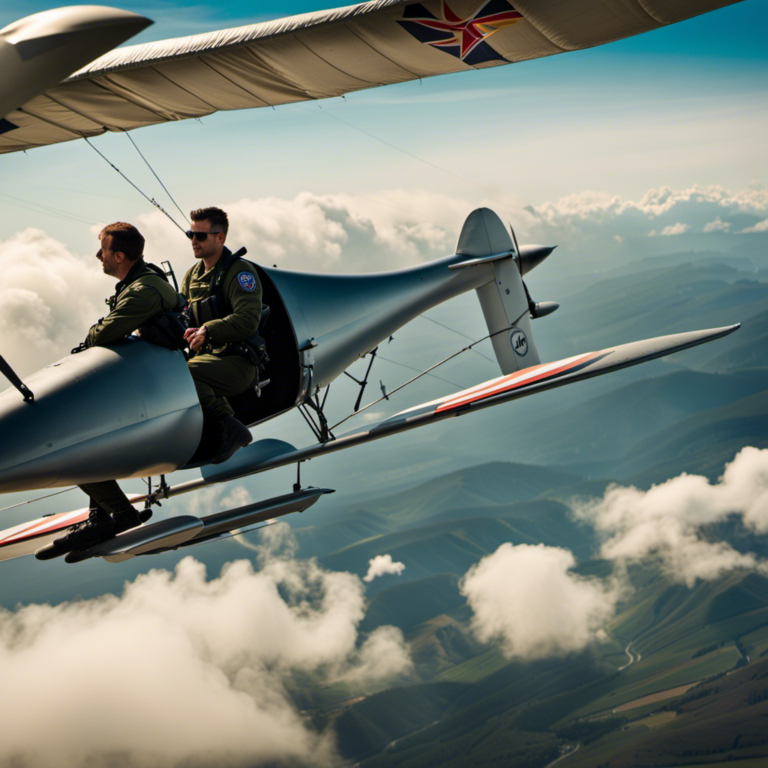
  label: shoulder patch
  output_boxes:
[237,271,257,292]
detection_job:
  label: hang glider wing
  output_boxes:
[0,0,742,154]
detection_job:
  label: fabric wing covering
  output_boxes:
[0,0,741,154]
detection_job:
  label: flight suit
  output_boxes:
[181,249,262,420]
[79,259,179,522]
[84,259,179,347]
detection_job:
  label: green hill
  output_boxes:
[335,462,582,526]
[615,387,768,484]
[539,262,768,361]
[524,369,768,466]
[360,574,465,634]
[319,498,595,585]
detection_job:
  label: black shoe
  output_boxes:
[211,415,253,464]
[45,509,116,556]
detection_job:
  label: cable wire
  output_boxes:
[83,137,187,234]
[331,325,513,431]
[125,132,189,225]
[0,487,76,514]
[420,314,497,364]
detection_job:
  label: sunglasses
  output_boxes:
[186,230,222,241]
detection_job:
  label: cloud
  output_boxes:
[0,534,411,767]
[649,222,690,237]
[5,182,765,381]
[739,218,768,234]
[460,543,621,660]
[459,449,768,659]
[574,447,768,587]
[704,216,731,233]
[136,189,470,275]
[519,184,768,263]
[0,229,106,376]
[363,554,406,582]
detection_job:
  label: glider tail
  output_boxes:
[456,208,558,375]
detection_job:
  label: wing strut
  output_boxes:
[0,354,34,403]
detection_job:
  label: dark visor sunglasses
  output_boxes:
[186,230,222,241]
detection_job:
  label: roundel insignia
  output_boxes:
[237,272,256,292]
[510,328,528,357]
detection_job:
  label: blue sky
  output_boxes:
[0,0,765,257]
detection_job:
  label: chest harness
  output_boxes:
[189,247,269,370]
[112,261,187,350]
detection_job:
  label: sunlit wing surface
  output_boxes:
[0,6,151,123]
[0,0,742,153]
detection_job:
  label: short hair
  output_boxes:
[190,207,229,235]
[99,222,144,261]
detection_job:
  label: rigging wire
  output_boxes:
[419,314,497,364]
[125,133,189,226]
[313,103,529,213]
[0,487,76,514]
[331,325,513,432]
[83,137,187,234]
[0,191,97,225]
[375,355,463,389]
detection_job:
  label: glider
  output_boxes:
[0,0,743,563]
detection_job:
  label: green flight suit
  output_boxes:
[78,259,179,524]
[181,249,262,420]
[85,259,179,348]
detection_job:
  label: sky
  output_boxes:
[0,0,766,513]
[0,0,766,260]
[1,3,767,765]
[0,0,764,469]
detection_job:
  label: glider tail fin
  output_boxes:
[457,208,556,375]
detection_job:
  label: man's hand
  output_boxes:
[184,326,208,353]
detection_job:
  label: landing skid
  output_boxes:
[46,487,333,564]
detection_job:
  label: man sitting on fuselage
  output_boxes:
[37,222,179,561]
[182,207,260,464]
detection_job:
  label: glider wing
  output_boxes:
[190,324,741,486]
[0,0,742,153]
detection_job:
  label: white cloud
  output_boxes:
[0,229,106,376]
[519,184,768,261]
[653,223,690,237]
[363,554,406,582]
[0,536,411,767]
[739,218,768,234]
[137,189,470,276]
[704,216,731,233]
[574,447,768,587]
[460,543,621,660]
[460,449,768,659]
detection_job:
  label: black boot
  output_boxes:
[35,508,116,560]
[113,505,143,535]
[211,414,253,464]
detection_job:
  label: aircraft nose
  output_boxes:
[0,343,202,494]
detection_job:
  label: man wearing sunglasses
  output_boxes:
[181,207,261,464]
[38,222,180,561]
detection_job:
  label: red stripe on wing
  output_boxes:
[436,351,601,413]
